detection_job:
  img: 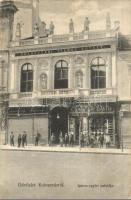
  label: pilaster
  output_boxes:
[106,54,112,88]
[112,51,117,88]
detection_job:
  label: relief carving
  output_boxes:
[40,73,47,90]
[74,56,84,65]
[38,58,49,69]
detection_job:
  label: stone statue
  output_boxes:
[41,21,46,33]
[49,21,55,35]
[84,17,90,32]
[76,71,83,88]
[34,23,39,36]
[40,73,47,90]
[69,18,74,33]
[106,12,111,31]
[15,23,21,40]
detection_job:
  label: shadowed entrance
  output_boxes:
[50,107,68,144]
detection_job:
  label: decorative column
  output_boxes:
[33,60,38,97]
[106,54,112,88]
[112,51,117,89]
[68,57,73,89]
[10,61,15,92]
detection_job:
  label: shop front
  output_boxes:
[69,101,117,147]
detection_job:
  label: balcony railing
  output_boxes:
[41,89,76,96]
[90,88,114,95]
[9,88,115,100]
[11,29,115,47]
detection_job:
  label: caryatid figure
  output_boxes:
[15,23,21,40]
[34,23,39,36]
[84,17,90,32]
[69,18,74,33]
[49,21,55,35]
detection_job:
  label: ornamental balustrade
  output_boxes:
[11,30,116,47]
[9,88,116,100]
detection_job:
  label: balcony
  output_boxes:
[90,88,114,96]
[9,88,116,100]
[40,89,77,97]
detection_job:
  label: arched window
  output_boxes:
[54,60,68,89]
[20,63,33,92]
[40,73,47,90]
[91,57,106,89]
[75,70,83,88]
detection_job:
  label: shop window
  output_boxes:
[20,63,33,92]
[91,57,106,89]
[75,70,83,88]
[54,60,68,89]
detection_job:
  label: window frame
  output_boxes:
[54,60,68,89]
[91,57,106,89]
[20,63,33,93]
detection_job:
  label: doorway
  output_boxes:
[50,107,68,144]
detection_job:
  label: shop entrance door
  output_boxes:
[50,107,68,144]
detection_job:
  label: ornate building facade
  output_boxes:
[0,0,131,148]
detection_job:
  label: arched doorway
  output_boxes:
[50,107,68,144]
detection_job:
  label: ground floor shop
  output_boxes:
[4,99,131,148]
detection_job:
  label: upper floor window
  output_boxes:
[20,63,33,92]
[75,70,83,88]
[54,60,68,89]
[91,57,106,89]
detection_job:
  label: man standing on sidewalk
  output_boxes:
[10,132,14,146]
[18,134,22,147]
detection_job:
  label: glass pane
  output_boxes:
[22,65,28,71]
[99,77,106,88]
[55,70,61,79]
[56,61,61,68]
[61,69,68,79]
[98,57,105,65]
[28,71,33,80]
[27,81,33,92]
[62,61,68,68]
[21,82,26,92]
[92,58,98,65]
[99,65,106,72]
[21,72,27,81]
[27,64,33,70]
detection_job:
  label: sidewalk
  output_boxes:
[0,144,131,155]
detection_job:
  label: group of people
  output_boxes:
[10,131,27,147]
[10,130,111,148]
[10,131,41,147]
[50,131,111,148]
[50,132,75,147]
[80,132,111,148]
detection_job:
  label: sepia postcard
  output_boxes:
[0,0,131,199]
